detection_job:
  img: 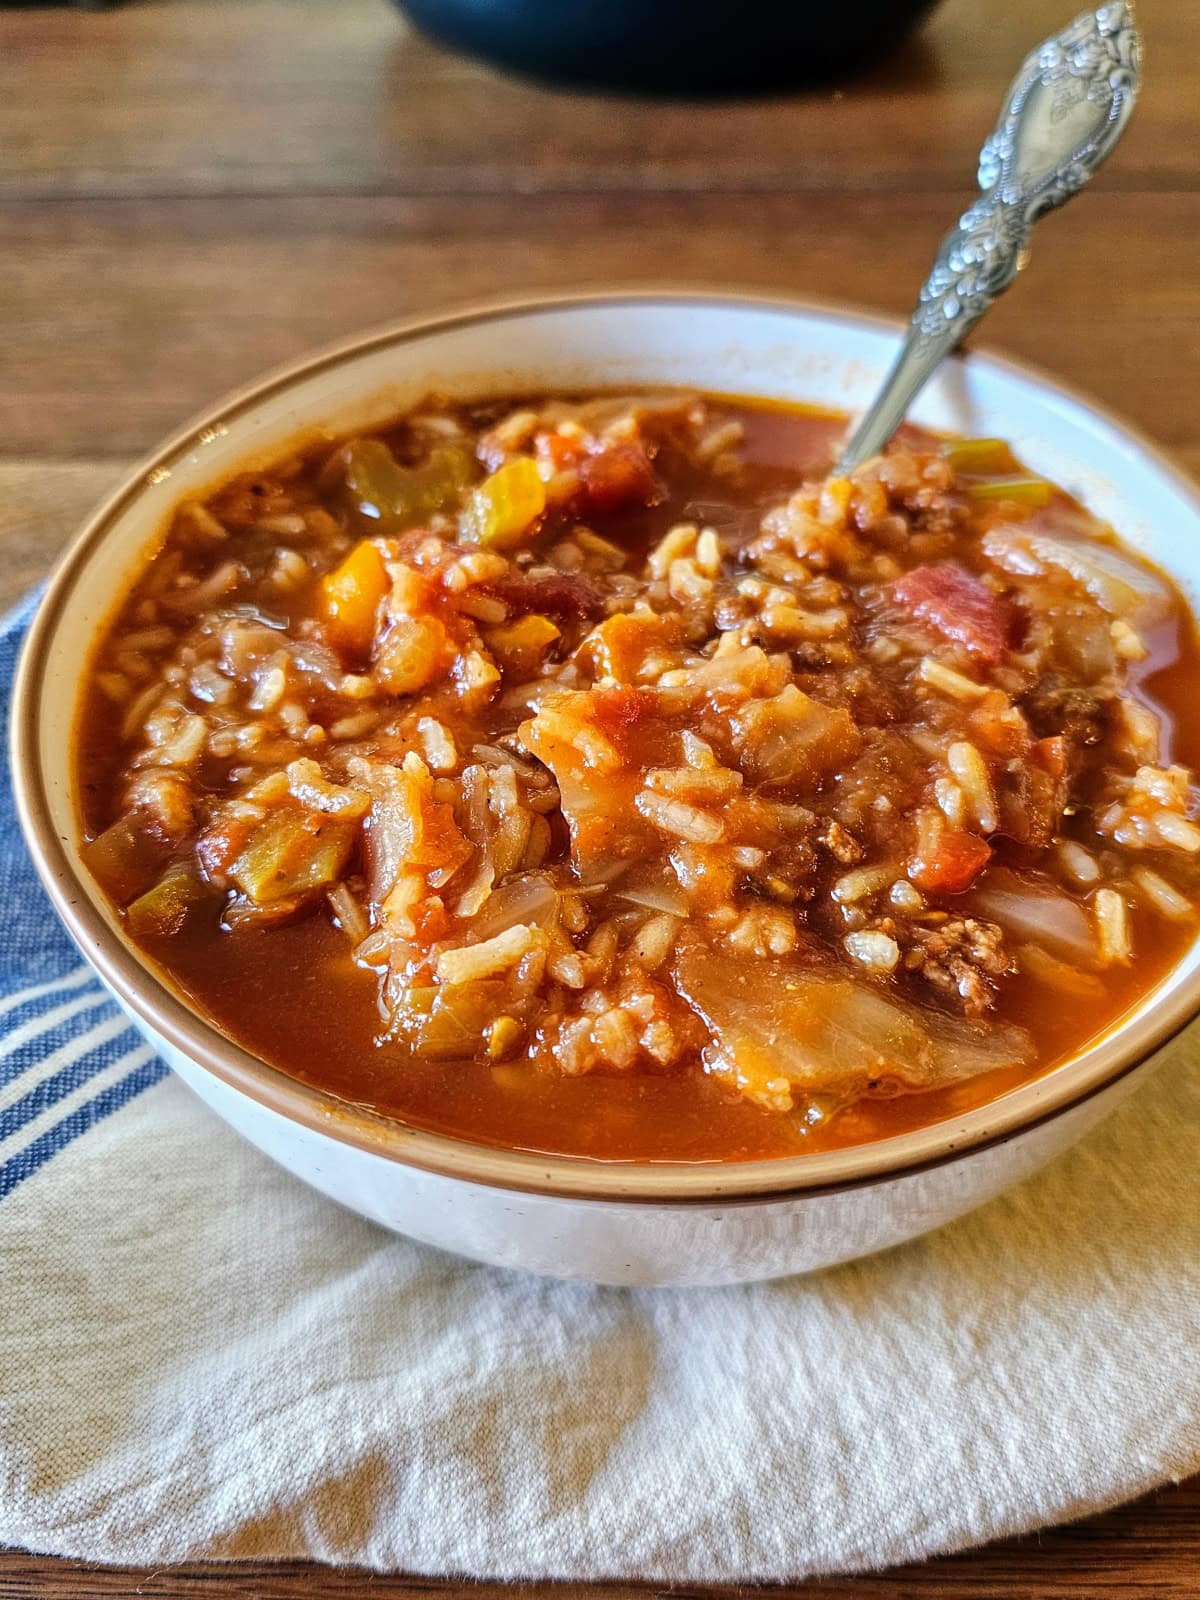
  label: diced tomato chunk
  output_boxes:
[891,562,1012,666]
[909,826,991,894]
[535,430,588,473]
[490,571,605,620]
[408,895,449,946]
[576,442,660,515]
[591,685,656,739]
[1032,734,1067,781]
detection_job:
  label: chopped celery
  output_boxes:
[946,436,1053,507]
[966,477,1054,507]
[126,859,214,938]
[229,802,356,905]
[459,457,546,549]
[944,437,1020,474]
[344,439,473,531]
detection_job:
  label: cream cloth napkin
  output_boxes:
[2,1038,1198,1579]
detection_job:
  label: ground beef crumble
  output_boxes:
[902,916,1013,1016]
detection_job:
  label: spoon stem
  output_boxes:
[837,2,1141,475]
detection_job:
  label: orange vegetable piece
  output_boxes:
[909,812,991,895]
[318,540,390,658]
[535,429,588,473]
[584,612,683,682]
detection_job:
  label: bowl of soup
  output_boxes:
[13,292,1200,1285]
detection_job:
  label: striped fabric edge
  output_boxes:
[0,582,44,638]
[0,968,169,1201]
[1,591,171,1199]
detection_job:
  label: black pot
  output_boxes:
[396,0,939,95]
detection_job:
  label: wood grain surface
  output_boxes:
[0,1475,1198,1600]
[0,0,1197,1592]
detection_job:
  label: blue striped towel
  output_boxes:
[2,587,1198,1578]
[0,591,169,1202]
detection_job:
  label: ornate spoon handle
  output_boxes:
[837,2,1141,475]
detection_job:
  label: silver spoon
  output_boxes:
[837,2,1141,475]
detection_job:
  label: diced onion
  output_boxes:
[972,869,1097,967]
[469,873,559,940]
[983,528,1171,623]
[921,1010,1038,1079]
[327,882,369,945]
[615,879,689,916]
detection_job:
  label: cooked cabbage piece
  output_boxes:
[673,939,1033,1115]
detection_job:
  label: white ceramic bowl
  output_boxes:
[14,291,1200,1286]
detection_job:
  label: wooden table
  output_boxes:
[1,0,1197,1592]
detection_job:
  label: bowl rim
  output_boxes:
[14,284,1200,1205]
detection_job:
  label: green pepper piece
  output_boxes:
[125,858,214,938]
[84,815,171,905]
[228,803,356,906]
[387,978,519,1060]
